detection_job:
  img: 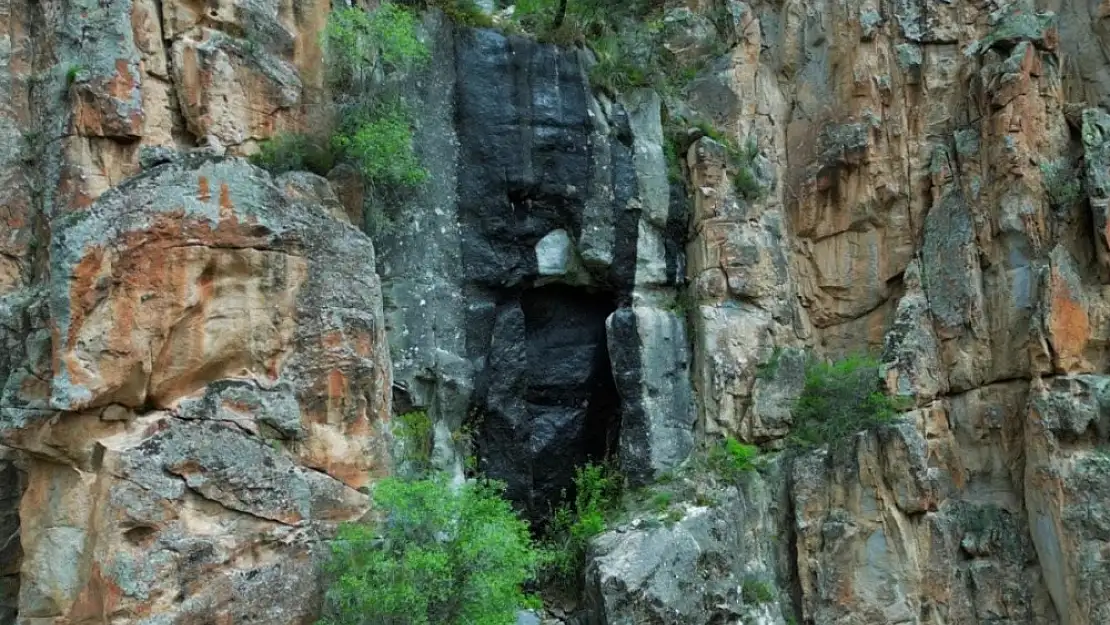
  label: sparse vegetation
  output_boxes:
[316,475,542,625]
[650,490,673,513]
[741,577,775,604]
[789,355,907,448]
[540,462,623,591]
[65,64,84,86]
[250,133,335,176]
[251,3,428,231]
[323,3,429,89]
[1041,159,1084,208]
[395,409,434,469]
[687,119,765,200]
[706,437,759,482]
[755,347,784,380]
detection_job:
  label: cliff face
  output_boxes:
[3,0,1110,623]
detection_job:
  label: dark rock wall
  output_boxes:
[378,20,693,518]
[454,29,643,515]
[0,457,22,625]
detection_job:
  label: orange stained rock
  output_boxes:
[1047,267,1090,372]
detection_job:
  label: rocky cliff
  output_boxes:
[3,0,1110,623]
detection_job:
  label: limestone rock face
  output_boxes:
[585,470,789,625]
[0,159,389,625]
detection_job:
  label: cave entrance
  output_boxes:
[520,284,620,519]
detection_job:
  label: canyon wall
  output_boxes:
[3,0,1110,624]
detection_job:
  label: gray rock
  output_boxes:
[607,307,695,484]
[585,470,788,625]
[536,229,573,277]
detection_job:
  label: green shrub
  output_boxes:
[255,4,428,194]
[790,355,906,448]
[541,462,622,590]
[250,133,336,176]
[587,34,653,95]
[317,475,541,625]
[395,409,434,467]
[707,437,759,481]
[323,3,429,89]
[65,64,84,86]
[650,490,673,513]
[688,120,765,200]
[430,0,495,27]
[741,578,775,604]
[331,102,427,189]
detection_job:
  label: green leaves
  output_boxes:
[789,356,906,449]
[331,105,427,189]
[707,437,759,482]
[318,475,541,625]
[324,4,429,89]
[540,462,622,591]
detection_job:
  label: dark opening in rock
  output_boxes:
[522,284,620,510]
[476,284,621,521]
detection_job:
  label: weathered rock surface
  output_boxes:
[378,20,696,519]
[9,0,1110,622]
[585,468,789,625]
[0,158,389,624]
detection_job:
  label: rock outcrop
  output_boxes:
[378,19,696,519]
[0,158,390,624]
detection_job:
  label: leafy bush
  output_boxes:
[331,102,428,189]
[790,355,905,448]
[253,4,428,218]
[541,462,623,590]
[430,0,495,27]
[394,409,434,469]
[650,490,673,513]
[317,475,541,625]
[707,437,759,481]
[250,133,335,176]
[323,4,429,89]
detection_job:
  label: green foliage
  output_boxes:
[1041,159,1084,207]
[508,0,684,96]
[331,102,427,189]
[707,437,759,482]
[587,34,653,95]
[663,507,684,525]
[650,490,673,513]
[252,5,428,207]
[741,578,775,604]
[395,409,434,467]
[323,4,429,89]
[688,120,765,200]
[540,462,623,591]
[317,475,541,625]
[430,0,495,27]
[790,355,906,449]
[66,64,84,86]
[250,133,336,176]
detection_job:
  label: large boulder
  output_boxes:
[0,157,390,624]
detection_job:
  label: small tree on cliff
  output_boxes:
[316,475,542,625]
